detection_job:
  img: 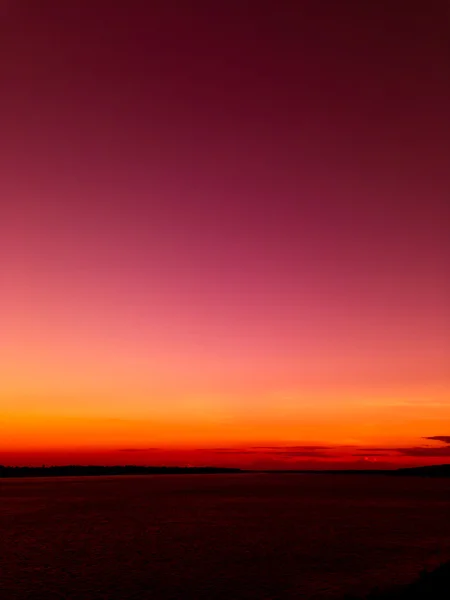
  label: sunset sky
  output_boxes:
[1,1,449,468]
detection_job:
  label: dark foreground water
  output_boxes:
[1,474,450,599]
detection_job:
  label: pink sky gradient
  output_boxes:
[1,2,449,467]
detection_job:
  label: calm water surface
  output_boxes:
[1,474,450,599]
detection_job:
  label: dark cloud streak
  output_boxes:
[424,436,450,445]
[118,448,160,452]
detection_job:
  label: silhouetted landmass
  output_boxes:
[265,464,450,478]
[0,465,242,478]
[1,463,449,479]
[395,464,450,477]
[344,561,450,599]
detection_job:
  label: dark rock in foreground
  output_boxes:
[344,561,450,599]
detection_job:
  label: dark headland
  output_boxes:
[345,561,450,599]
[264,464,450,478]
[1,463,449,478]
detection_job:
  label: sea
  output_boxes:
[1,473,450,599]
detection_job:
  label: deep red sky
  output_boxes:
[1,1,449,468]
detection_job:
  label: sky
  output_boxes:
[1,1,449,468]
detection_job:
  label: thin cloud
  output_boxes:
[359,448,396,453]
[352,452,389,457]
[276,450,337,458]
[210,447,336,458]
[118,448,160,452]
[358,443,450,457]
[395,447,450,457]
[251,446,332,451]
[424,436,450,445]
[210,449,259,455]
[117,437,450,461]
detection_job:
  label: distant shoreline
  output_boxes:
[1,464,449,479]
[0,465,243,478]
